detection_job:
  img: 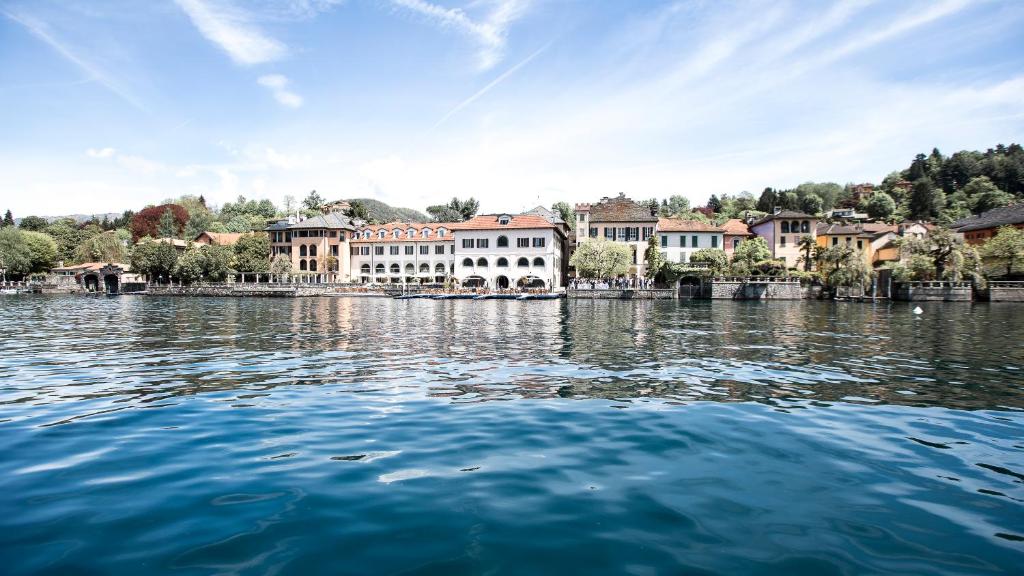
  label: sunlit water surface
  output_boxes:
[1,296,1022,574]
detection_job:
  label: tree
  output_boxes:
[270,254,293,278]
[689,248,728,275]
[324,255,338,273]
[18,215,48,231]
[19,231,57,273]
[427,197,479,222]
[233,233,270,274]
[756,188,778,213]
[43,219,86,264]
[551,201,575,224]
[643,234,665,279]
[706,195,723,213]
[865,192,896,220]
[158,208,179,238]
[130,204,189,242]
[2,210,13,227]
[980,226,1024,277]
[0,227,32,278]
[799,193,823,215]
[302,190,325,212]
[173,247,205,284]
[282,194,296,214]
[964,176,1014,214]
[731,236,771,267]
[796,235,816,272]
[74,230,127,263]
[184,210,213,240]
[908,178,939,220]
[345,200,370,221]
[817,245,870,288]
[569,239,632,278]
[658,195,691,217]
[130,239,178,282]
[779,191,800,210]
[202,244,233,281]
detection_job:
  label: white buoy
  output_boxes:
[913,306,923,315]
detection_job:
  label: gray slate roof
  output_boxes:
[266,212,357,231]
[950,203,1024,232]
[750,210,816,227]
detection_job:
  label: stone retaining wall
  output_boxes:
[893,282,972,302]
[709,280,803,300]
[989,282,1024,303]
[568,289,677,299]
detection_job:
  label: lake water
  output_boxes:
[1,295,1022,574]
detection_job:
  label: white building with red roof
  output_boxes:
[450,210,570,289]
[349,222,457,283]
[656,218,725,264]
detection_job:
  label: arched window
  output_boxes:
[309,259,318,271]
[497,235,509,248]
[419,263,429,273]
[476,257,488,267]
[375,263,385,274]
[422,228,431,237]
[533,257,545,267]
[462,257,474,267]
[309,245,317,257]
[405,263,415,274]
[299,245,308,257]
[497,257,508,267]
[435,263,445,273]
[790,221,800,233]
[361,264,370,275]
[363,230,370,239]
[800,221,810,233]
[438,228,446,237]
[780,221,790,233]
[517,257,529,267]
[393,229,400,238]
[390,263,400,274]
[299,259,307,271]
[378,230,386,238]
[407,228,416,237]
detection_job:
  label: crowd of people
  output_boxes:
[569,277,656,290]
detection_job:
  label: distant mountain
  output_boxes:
[14,213,122,225]
[346,198,430,223]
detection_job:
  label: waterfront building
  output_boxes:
[815,222,897,266]
[951,204,1024,245]
[452,211,569,289]
[575,193,659,277]
[749,210,819,268]
[656,218,725,263]
[349,222,457,284]
[193,231,244,246]
[721,218,753,257]
[265,213,356,280]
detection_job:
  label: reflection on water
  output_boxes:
[0,296,1021,574]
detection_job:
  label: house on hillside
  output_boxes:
[657,218,724,264]
[575,193,658,277]
[721,218,753,258]
[194,231,244,246]
[749,210,819,268]
[950,204,1024,245]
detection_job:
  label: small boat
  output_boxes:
[518,293,562,300]
[394,294,429,300]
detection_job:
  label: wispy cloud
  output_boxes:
[2,9,145,110]
[390,0,529,70]
[175,0,287,65]
[86,147,116,159]
[431,41,550,130]
[257,74,304,108]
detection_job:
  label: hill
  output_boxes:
[346,198,429,223]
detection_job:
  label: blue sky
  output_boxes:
[2,0,1023,217]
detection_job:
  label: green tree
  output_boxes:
[157,208,179,238]
[706,195,723,213]
[302,190,325,212]
[44,219,85,264]
[130,239,178,282]
[201,244,233,281]
[184,210,213,240]
[731,236,771,268]
[963,176,1014,214]
[173,247,205,284]
[551,201,576,224]
[427,197,480,222]
[865,191,896,220]
[21,231,57,273]
[799,193,823,215]
[658,195,691,217]
[980,226,1024,277]
[643,234,666,279]
[74,230,128,263]
[817,245,869,288]
[233,233,270,274]
[569,239,632,278]
[270,254,293,278]
[756,188,777,213]
[796,235,816,272]
[18,215,48,231]
[689,248,729,275]
[908,178,939,220]
[2,210,13,227]
[0,227,32,277]
[345,200,370,221]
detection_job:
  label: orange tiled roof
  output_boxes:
[657,217,724,232]
[351,221,459,243]
[450,214,562,231]
[197,231,244,245]
[721,218,753,236]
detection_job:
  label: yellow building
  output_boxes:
[815,223,898,267]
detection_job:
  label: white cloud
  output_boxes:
[175,0,287,65]
[257,74,304,108]
[86,147,116,158]
[390,0,529,70]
